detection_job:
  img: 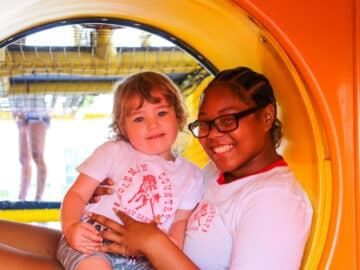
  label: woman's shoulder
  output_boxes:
[244,166,298,193]
[243,166,312,211]
[202,160,219,176]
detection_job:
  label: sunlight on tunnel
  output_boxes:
[0,2,333,269]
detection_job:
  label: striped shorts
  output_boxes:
[57,235,154,270]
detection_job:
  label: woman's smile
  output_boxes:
[211,143,234,154]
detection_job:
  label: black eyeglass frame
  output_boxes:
[188,103,268,138]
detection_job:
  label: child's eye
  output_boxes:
[158,111,168,117]
[134,116,144,123]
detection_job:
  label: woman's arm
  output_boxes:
[90,210,199,270]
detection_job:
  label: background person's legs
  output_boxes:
[28,120,48,201]
[17,119,32,200]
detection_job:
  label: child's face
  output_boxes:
[123,88,178,160]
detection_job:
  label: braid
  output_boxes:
[205,67,283,148]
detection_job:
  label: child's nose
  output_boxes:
[146,117,159,129]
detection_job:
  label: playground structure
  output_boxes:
[0,0,358,269]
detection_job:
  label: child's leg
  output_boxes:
[76,255,112,270]
[57,235,112,270]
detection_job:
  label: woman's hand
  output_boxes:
[88,209,161,256]
[89,210,199,270]
[89,178,114,203]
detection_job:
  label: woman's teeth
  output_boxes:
[213,144,233,153]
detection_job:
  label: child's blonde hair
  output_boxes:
[110,71,187,141]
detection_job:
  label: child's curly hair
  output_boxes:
[109,71,187,141]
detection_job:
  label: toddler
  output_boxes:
[57,71,203,270]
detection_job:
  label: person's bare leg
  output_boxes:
[28,120,48,201]
[0,219,62,269]
[0,243,63,270]
[17,120,32,200]
[77,255,112,270]
[0,219,61,257]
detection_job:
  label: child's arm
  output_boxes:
[167,209,193,249]
[61,173,102,253]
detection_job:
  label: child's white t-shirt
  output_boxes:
[78,141,204,232]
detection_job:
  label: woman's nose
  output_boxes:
[207,123,223,138]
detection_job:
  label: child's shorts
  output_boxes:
[57,235,154,270]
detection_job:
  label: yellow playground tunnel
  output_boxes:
[0,0,358,269]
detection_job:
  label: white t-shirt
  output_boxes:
[79,141,204,232]
[183,161,313,270]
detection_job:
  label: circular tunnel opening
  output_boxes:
[0,1,331,269]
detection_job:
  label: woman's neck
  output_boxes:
[224,152,282,183]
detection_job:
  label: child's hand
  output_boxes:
[88,210,161,256]
[65,222,102,254]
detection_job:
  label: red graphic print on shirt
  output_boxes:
[128,175,160,217]
[188,202,215,233]
[112,162,176,230]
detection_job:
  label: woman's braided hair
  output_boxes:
[204,67,283,148]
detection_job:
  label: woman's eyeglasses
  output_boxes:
[188,105,266,138]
